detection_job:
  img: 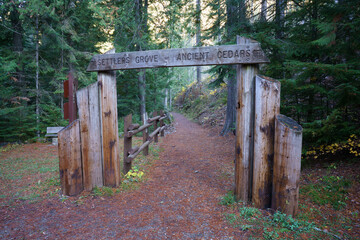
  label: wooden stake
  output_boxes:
[160,110,165,137]
[123,114,133,174]
[153,112,158,143]
[252,75,280,208]
[272,114,303,216]
[235,36,259,202]
[99,48,121,187]
[142,114,149,156]
[77,83,103,191]
[58,120,83,196]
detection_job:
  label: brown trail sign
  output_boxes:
[87,44,269,71]
[59,37,303,216]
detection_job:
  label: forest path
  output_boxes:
[1,112,242,239]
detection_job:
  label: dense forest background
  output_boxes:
[1,0,359,148]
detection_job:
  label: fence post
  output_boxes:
[58,120,83,196]
[153,111,159,143]
[160,110,165,137]
[142,114,149,156]
[235,36,259,202]
[272,114,303,216]
[99,48,121,187]
[252,75,281,208]
[123,114,133,174]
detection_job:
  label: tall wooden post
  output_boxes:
[252,75,280,208]
[123,114,133,174]
[76,82,103,191]
[235,36,259,202]
[58,120,83,196]
[272,114,302,216]
[98,49,121,187]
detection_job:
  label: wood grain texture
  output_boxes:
[58,120,83,196]
[87,44,269,71]
[76,82,103,191]
[272,114,303,216]
[99,66,121,187]
[235,36,259,202]
[252,75,281,208]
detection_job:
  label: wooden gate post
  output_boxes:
[123,114,133,174]
[76,82,103,191]
[235,36,259,202]
[272,114,303,216]
[98,49,121,187]
[252,75,280,208]
[58,120,83,196]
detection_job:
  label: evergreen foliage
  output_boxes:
[0,0,358,148]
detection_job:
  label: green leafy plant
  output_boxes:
[124,166,144,182]
[220,191,236,206]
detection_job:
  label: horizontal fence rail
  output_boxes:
[123,111,167,174]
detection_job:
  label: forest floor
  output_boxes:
[0,112,360,239]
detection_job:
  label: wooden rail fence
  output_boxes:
[123,111,167,174]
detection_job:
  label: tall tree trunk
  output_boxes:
[276,0,287,39]
[221,71,236,136]
[169,88,172,110]
[135,0,148,124]
[221,0,241,135]
[164,88,168,110]
[196,0,201,84]
[261,0,267,21]
[35,15,40,137]
[139,69,147,123]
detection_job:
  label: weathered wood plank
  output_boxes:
[77,83,103,191]
[235,36,259,202]
[99,52,121,186]
[128,123,140,131]
[58,120,83,196]
[127,122,152,137]
[123,114,132,174]
[252,75,281,208]
[147,115,161,123]
[272,114,303,216]
[87,44,269,71]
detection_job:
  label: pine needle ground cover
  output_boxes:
[0,138,160,207]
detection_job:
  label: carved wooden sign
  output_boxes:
[87,44,269,71]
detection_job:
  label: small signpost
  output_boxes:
[59,37,303,216]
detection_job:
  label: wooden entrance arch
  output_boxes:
[59,36,302,215]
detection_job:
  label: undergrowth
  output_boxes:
[220,186,354,239]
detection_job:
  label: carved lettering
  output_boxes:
[176,52,209,61]
[135,55,159,64]
[87,44,269,71]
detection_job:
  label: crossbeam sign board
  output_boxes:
[87,44,269,71]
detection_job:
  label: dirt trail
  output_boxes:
[1,113,242,239]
